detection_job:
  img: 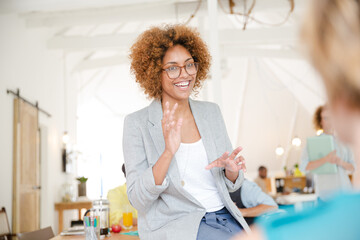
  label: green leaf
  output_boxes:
[76,176,88,183]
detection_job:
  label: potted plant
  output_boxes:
[76,176,88,197]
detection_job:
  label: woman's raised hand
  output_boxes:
[162,101,183,156]
[205,146,247,173]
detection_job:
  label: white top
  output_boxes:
[175,139,224,212]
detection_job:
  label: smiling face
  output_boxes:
[161,45,197,103]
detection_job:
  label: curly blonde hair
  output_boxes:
[129,24,211,100]
[302,0,360,109]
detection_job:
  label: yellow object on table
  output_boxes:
[123,212,133,229]
[107,184,138,226]
[294,167,303,177]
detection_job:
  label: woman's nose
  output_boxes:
[179,66,190,78]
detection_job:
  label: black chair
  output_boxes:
[17,226,54,240]
[0,207,16,240]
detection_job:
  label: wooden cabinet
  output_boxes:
[274,176,307,193]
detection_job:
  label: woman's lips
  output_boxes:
[174,80,191,88]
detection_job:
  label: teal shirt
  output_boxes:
[258,192,360,240]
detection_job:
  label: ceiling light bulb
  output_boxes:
[316,129,324,136]
[292,137,302,147]
[62,132,69,145]
[275,146,285,156]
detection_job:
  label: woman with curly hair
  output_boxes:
[123,24,249,240]
[299,104,355,199]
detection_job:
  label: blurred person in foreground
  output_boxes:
[234,0,360,239]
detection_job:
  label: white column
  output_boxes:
[207,0,222,107]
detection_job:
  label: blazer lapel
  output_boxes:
[189,99,221,177]
[148,100,165,157]
[147,100,182,184]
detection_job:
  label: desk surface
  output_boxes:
[54,201,92,209]
[275,193,317,205]
[51,227,139,240]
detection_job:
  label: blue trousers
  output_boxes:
[197,207,243,240]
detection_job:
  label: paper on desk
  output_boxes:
[60,231,84,236]
[60,226,85,236]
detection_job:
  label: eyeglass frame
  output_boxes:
[161,62,200,79]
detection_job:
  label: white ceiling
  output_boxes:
[2,0,324,175]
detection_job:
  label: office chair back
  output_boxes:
[0,207,13,240]
[17,226,54,240]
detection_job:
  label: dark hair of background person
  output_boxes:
[122,164,126,178]
[258,166,267,172]
[313,105,324,131]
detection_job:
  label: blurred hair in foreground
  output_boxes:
[301,0,360,110]
[234,1,360,239]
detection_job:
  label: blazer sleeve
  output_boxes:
[123,115,169,213]
[214,104,244,192]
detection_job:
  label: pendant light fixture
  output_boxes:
[275,145,285,156]
[291,136,301,147]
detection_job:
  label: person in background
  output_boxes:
[254,166,269,194]
[233,0,360,239]
[230,179,278,225]
[107,164,138,226]
[300,105,355,199]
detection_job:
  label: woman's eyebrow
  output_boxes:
[164,58,194,65]
[164,61,177,65]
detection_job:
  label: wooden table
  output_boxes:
[274,176,307,193]
[55,201,93,233]
[50,227,139,240]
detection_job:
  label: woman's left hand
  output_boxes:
[205,146,246,173]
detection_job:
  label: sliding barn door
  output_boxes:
[12,98,40,233]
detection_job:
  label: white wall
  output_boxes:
[0,13,77,233]
[220,57,324,179]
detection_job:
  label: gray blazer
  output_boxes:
[123,99,250,240]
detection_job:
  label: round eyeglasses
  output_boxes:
[162,62,199,79]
